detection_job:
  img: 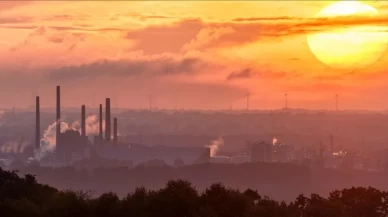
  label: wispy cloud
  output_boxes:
[226,68,255,81]
[47,56,205,81]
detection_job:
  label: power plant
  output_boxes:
[34,86,210,167]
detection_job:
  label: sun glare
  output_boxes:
[307,1,388,70]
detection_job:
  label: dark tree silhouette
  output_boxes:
[2,167,388,217]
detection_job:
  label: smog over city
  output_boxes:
[2,1,388,216]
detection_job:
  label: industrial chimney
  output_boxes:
[35,96,40,150]
[113,117,118,144]
[99,104,103,142]
[56,86,61,146]
[105,98,111,140]
[81,105,86,137]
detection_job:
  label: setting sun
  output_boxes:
[307,1,388,69]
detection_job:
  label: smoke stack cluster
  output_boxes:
[35,96,40,149]
[56,86,61,145]
[105,98,111,140]
[113,117,118,144]
[81,105,86,137]
[99,104,103,142]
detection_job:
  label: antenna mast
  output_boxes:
[246,91,250,110]
[285,93,288,109]
[335,93,338,111]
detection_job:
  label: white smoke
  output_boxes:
[34,121,72,160]
[34,116,105,160]
[71,115,105,135]
[205,137,224,157]
[273,138,278,146]
[0,140,29,154]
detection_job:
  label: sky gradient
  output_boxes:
[1,1,388,110]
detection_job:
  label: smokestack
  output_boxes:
[105,98,111,140]
[81,105,86,137]
[99,104,103,142]
[330,134,334,153]
[56,86,61,145]
[113,117,118,144]
[35,96,40,150]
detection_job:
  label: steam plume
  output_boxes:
[273,138,278,146]
[72,115,105,135]
[0,140,29,154]
[34,121,71,160]
[205,137,224,157]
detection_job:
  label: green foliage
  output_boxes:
[1,167,388,217]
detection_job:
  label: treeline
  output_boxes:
[1,167,388,217]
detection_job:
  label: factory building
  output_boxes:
[250,141,272,162]
[34,86,210,167]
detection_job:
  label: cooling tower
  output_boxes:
[105,98,111,140]
[56,86,61,145]
[113,117,118,144]
[35,96,40,149]
[81,105,86,137]
[99,104,103,141]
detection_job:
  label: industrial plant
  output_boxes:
[33,86,214,168]
[29,86,294,169]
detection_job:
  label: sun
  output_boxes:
[307,1,388,69]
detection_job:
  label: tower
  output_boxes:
[330,134,334,153]
[81,105,86,137]
[105,98,111,140]
[99,104,103,142]
[285,93,288,109]
[113,117,118,144]
[35,96,40,150]
[335,94,338,111]
[246,91,250,110]
[56,86,61,145]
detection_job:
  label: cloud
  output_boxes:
[10,26,84,52]
[0,2,34,12]
[125,18,204,54]
[231,15,388,38]
[47,56,205,81]
[226,68,255,81]
[0,16,34,24]
[226,66,294,82]
[182,26,235,51]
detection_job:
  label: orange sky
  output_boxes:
[1,1,388,110]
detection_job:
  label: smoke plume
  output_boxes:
[205,137,224,157]
[34,121,72,160]
[35,115,105,160]
[0,140,29,154]
[273,138,278,146]
[71,115,105,135]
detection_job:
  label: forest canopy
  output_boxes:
[1,167,388,217]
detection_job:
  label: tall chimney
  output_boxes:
[35,96,40,150]
[81,105,86,137]
[113,117,118,144]
[105,98,111,140]
[99,104,103,142]
[56,86,61,145]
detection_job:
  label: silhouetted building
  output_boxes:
[251,141,272,162]
[81,105,86,137]
[35,96,40,150]
[105,98,111,141]
[56,129,88,163]
[99,104,103,142]
[56,86,61,146]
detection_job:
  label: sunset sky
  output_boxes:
[1,1,388,110]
